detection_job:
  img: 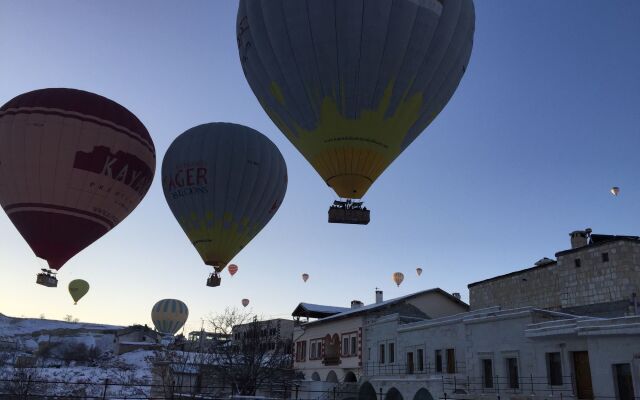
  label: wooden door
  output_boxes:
[573,351,593,399]
[406,352,414,374]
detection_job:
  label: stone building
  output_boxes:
[468,229,640,317]
[290,288,469,399]
[360,306,640,400]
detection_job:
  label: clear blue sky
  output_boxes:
[1,1,639,332]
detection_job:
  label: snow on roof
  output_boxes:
[298,303,350,314]
[300,288,466,326]
[0,314,124,336]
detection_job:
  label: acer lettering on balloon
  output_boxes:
[0,88,156,287]
[237,0,475,224]
[162,123,287,287]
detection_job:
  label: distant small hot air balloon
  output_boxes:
[242,298,250,307]
[302,273,309,283]
[611,187,620,196]
[151,299,189,336]
[416,268,423,276]
[393,272,404,287]
[68,279,90,305]
[228,264,239,277]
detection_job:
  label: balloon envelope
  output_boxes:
[611,187,620,196]
[302,273,309,283]
[162,123,287,273]
[228,264,239,276]
[0,88,155,270]
[151,299,189,335]
[242,298,250,307]
[416,268,423,276]
[68,279,90,304]
[237,0,475,199]
[393,272,405,287]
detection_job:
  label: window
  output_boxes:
[506,358,519,389]
[574,258,581,268]
[482,359,494,388]
[388,343,395,363]
[309,339,323,360]
[417,349,424,372]
[295,341,307,362]
[435,350,442,373]
[613,363,634,400]
[546,352,563,385]
[602,252,609,262]
[341,333,357,357]
[310,342,317,359]
[446,349,456,373]
[379,344,385,364]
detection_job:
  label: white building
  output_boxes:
[359,306,640,400]
[291,288,470,398]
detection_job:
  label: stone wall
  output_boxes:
[469,239,640,316]
[468,262,561,311]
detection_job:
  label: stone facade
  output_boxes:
[469,234,640,316]
[360,307,640,400]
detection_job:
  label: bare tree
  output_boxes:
[201,307,294,397]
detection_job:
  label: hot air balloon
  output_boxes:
[393,272,405,287]
[416,268,423,276]
[0,88,156,287]
[242,298,250,307]
[611,187,620,196]
[237,0,475,224]
[151,299,189,336]
[302,273,309,283]
[162,123,287,287]
[68,279,90,305]
[228,264,239,277]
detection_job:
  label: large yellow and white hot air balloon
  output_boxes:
[237,0,475,223]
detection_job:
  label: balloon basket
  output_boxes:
[36,270,58,287]
[328,201,370,225]
[206,273,221,287]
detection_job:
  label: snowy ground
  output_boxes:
[0,313,156,399]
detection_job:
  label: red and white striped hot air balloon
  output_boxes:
[0,88,155,287]
[228,264,239,277]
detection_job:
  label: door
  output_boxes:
[406,352,414,374]
[573,351,594,399]
[613,363,635,400]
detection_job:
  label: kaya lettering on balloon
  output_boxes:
[73,146,153,196]
[164,165,208,199]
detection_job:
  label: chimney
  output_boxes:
[351,300,364,309]
[375,289,383,304]
[452,292,461,300]
[570,230,588,249]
